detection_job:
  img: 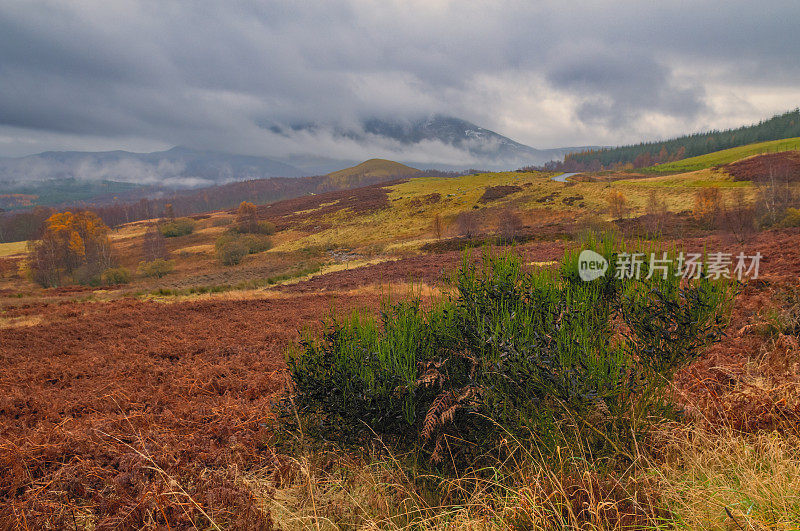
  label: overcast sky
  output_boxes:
[1,0,798,159]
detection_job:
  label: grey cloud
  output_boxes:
[546,49,707,128]
[0,0,798,157]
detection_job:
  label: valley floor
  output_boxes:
[1,229,799,528]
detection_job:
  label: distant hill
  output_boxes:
[560,108,800,171]
[326,159,420,187]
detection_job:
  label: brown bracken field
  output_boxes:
[1,154,799,529]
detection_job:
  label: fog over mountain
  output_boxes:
[0,147,305,189]
[0,115,595,188]
[273,115,597,171]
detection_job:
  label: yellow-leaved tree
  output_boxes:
[28,211,114,287]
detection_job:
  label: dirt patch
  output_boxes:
[478,185,522,203]
[259,181,401,231]
[535,192,559,203]
[561,195,584,206]
[406,193,441,209]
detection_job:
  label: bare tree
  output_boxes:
[721,188,756,242]
[496,209,523,244]
[143,223,168,262]
[644,189,668,234]
[455,210,482,239]
[756,164,797,226]
[432,214,444,240]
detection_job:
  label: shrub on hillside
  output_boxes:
[159,218,195,238]
[779,207,800,228]
[101,267,131,285]
[137,259,174,278]
[232,220,275,235]
[496,209,523,243]
[215,232,272,265]
[287,238,733,465]
[216,240,249,266]
[607,190,629,219]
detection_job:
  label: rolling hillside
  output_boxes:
[562,108,800,170]
[645,137,800,173]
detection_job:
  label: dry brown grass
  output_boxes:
[656,427,800,529]
[0,315,43,329]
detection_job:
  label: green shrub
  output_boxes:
[287,239,733,465]
[779,207,800,228]
[101,267,131,285]
[215,232,272,265]
[232,220,276,235]
[137,259,175,278]
[216,240,249,266]
[159,218,195,237]
[211,216,234,227]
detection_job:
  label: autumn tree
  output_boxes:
[163,203,175,220]
[235,201,259,233]
[28,211,114,287]
[694,187,721,227]
[232,201,274,234]
[607,190,629,219]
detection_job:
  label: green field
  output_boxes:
[645,137,800,173]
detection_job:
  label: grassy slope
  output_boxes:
[271,171,561,253]
[646,137,800,173]
[0,241,27,257]
[271,164,763,254]
[4,138,793,292]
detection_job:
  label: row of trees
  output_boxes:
[537,108,800,171]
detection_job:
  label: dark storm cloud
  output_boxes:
[546,49,707,129]
[0,0,798,157]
